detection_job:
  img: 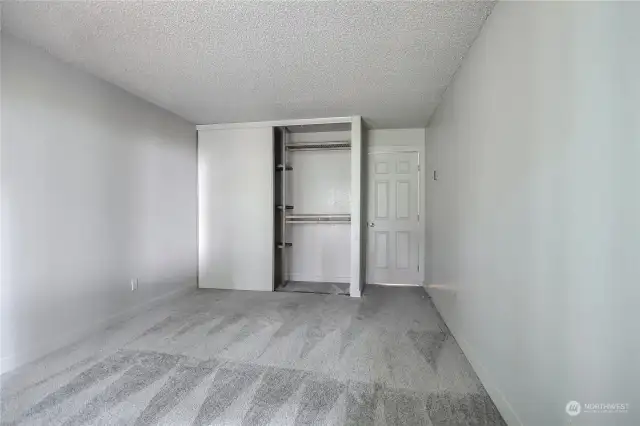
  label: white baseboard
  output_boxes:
[1,281,196,376]
[421,284,523,426]
[451,333,524,426]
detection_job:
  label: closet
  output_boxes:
[274,124,353,295]
[198,117,365,297]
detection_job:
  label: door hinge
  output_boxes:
[417,165,421,171]
[417,264,420,272]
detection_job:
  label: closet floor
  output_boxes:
[1,286,506,426]
[276,280,350,295]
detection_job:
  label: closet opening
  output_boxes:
[273,123,353,296]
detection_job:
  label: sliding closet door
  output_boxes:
[198,128,274,291]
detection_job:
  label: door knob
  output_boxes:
[368,222,375,227]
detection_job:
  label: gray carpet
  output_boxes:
[0,286,505,425]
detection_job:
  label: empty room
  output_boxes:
[0,1,636,425]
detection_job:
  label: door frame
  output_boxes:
[366,146,425,286]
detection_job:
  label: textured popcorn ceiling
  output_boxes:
[2,1,495,128]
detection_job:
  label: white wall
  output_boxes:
[426,2,639,425]
[287,131,352,284]
[287,149,351,283]
[368,128,425,150]
[1,35,197,373]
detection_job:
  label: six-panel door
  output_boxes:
[367,152,421,285]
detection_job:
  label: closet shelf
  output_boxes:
[286,141,351,151]
[286,213,351,224]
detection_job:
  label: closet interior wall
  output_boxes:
[274,127,353,295]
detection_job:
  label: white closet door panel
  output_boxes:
[351,116,364,297]
[198,128,274,291]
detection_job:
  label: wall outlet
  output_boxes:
[130,279,138,291]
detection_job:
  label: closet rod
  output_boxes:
[286,220,351,224]
[286,141,351,152]
[286,213,350,219]
[286,213,351,224]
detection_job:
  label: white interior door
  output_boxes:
[367,152,421,285]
